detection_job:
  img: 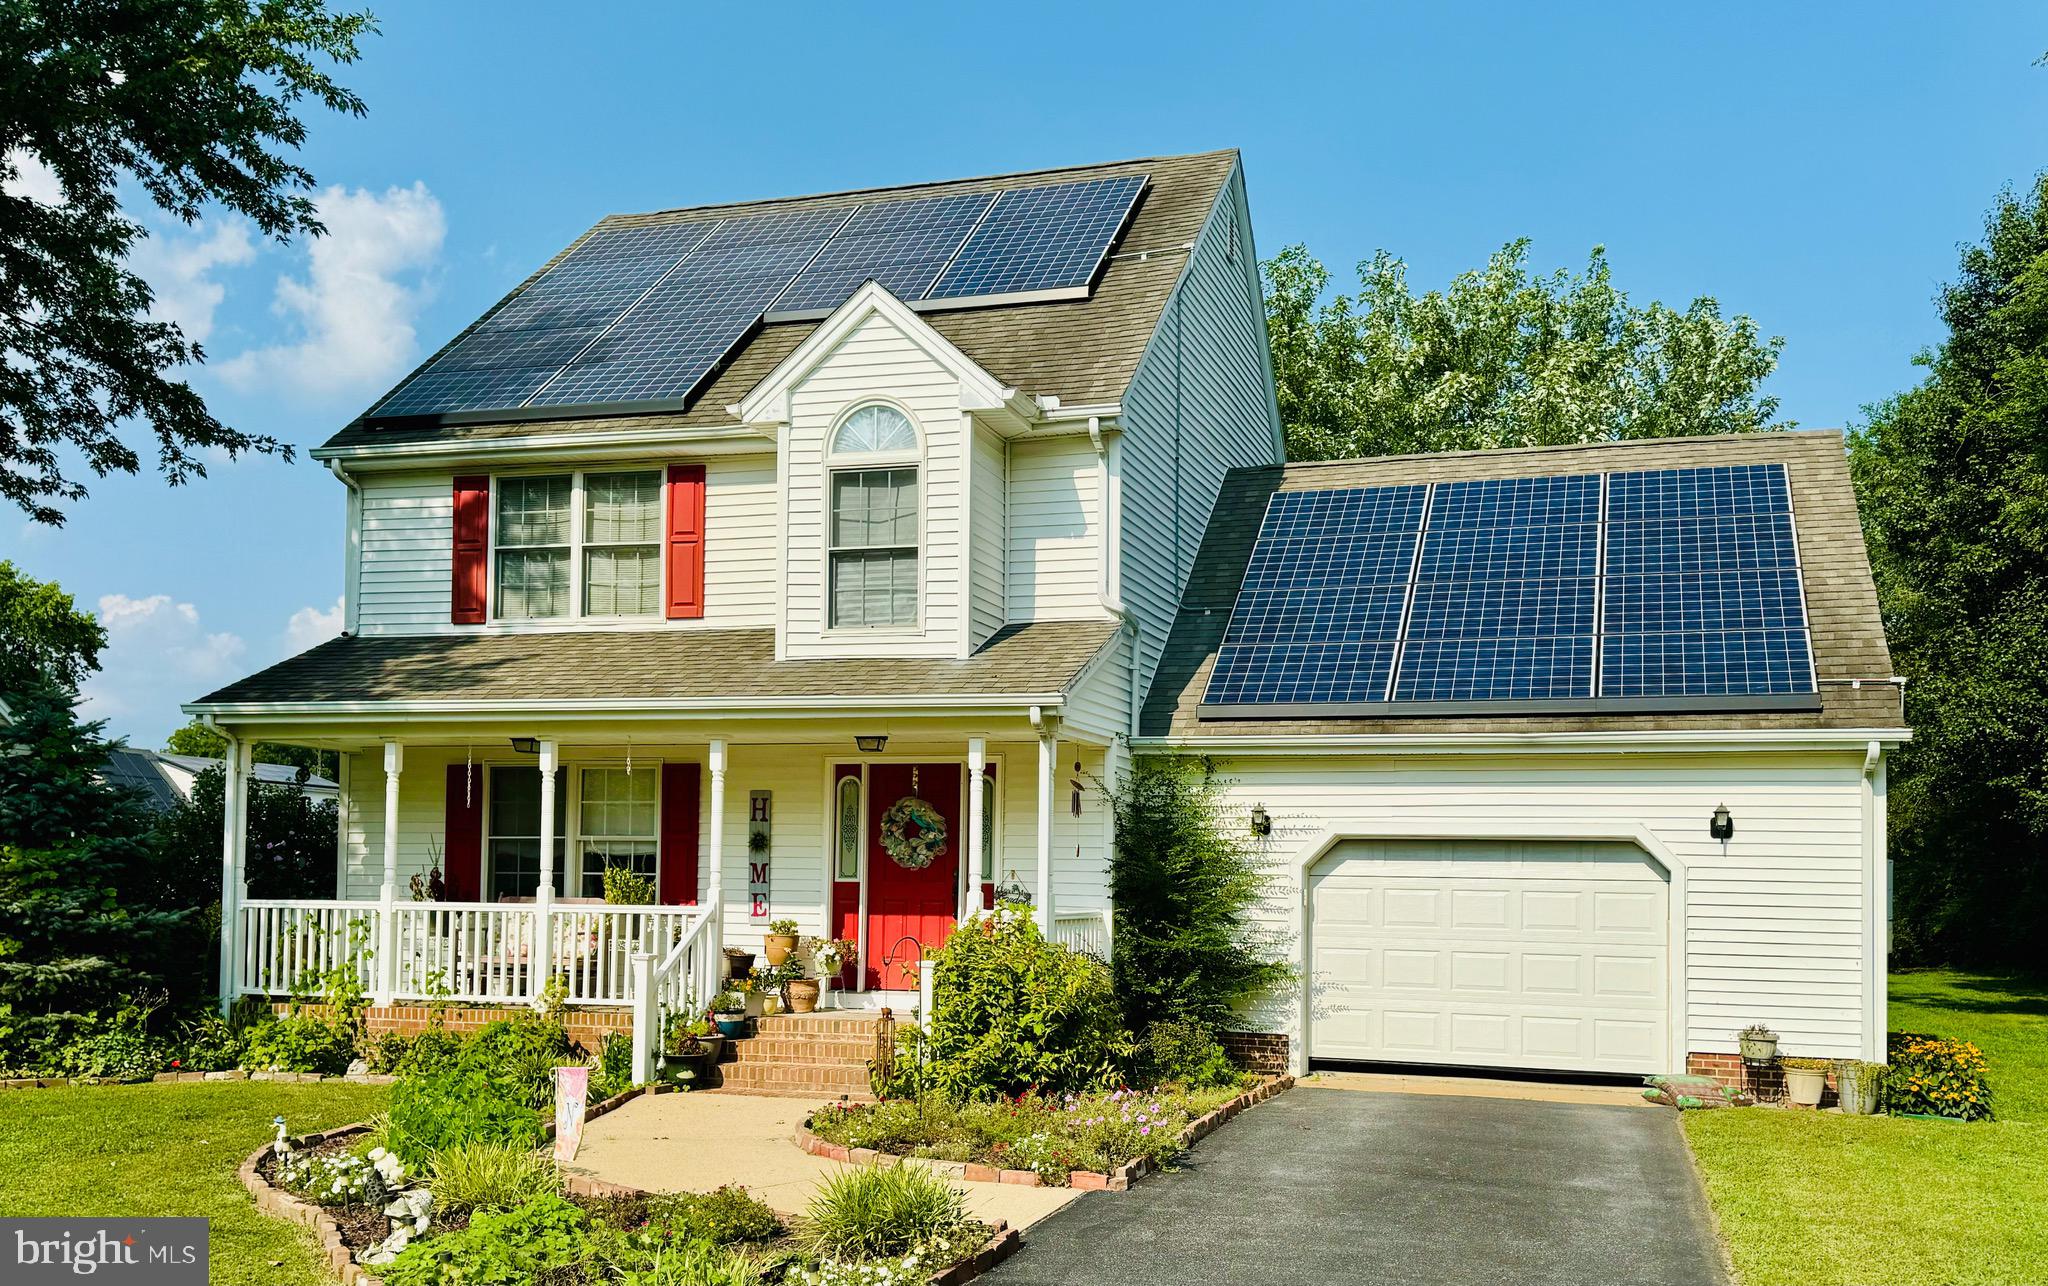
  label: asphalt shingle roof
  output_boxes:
[192,621,1121,708]
[319,151,1238,453]
[1140,430,1906,737]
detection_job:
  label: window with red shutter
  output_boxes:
[666,464,706,619]
[451,476,490,624]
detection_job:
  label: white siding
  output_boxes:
[700,455,779,628]
[1184,749,1880,1065]
[783,311,967,658]
[1119,165,1284,696]
[969,424,1007,646]
[1059,628,1131,746]
[1006,435,1102,621]
[997,741,1113,916]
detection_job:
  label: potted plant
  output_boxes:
[749,964,784,1016]
[722,945,755,982]
[784,956,818,1014]
[763,918,799,967]
[711,990,749,1039]
[661,1010,724,1084]
[807,937,852,1009]
[602,865,656,906]
[1782,1056,1831,1107]
[1835,1060,1884,1115]
[1736,1023,1780,1062]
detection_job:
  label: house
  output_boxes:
[101,747,340,813]
[187,149,1907,1085]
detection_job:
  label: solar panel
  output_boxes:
[925,175,1147,302]
[770,191,997,316]
[1200,461,1819,713]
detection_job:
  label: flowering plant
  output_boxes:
[1885,1031,1992,1120]
[277,1145,406,1208]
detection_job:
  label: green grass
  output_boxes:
[0,1081,389,1286]
[1685,971,2048,1285]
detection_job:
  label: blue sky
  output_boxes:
[4,1,2043,747]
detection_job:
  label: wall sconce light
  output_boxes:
[855,735,888,753]
[509,737,541,755]
[1710,804,1734,841]
[1250,803,1272,837]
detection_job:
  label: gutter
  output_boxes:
[1131,728,1914,756]
[181,692,1070,721]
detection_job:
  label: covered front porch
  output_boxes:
[212,716,1119,1025]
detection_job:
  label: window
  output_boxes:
[583,472,662,616]
[495,476,572,619]
[830,468,919,628]
[486,766,565,900]
[833,403,918,454]
[835,774,861,879]
[577,767,658,897]
[978,771,997,882]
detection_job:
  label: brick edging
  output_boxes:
[795,1075,1295,1191]
[239,1122,387,1286]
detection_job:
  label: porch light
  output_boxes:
[855,735,888,753]
[1250,804,1272,837]
[1710,804,1734,841]
[510,737,541,755]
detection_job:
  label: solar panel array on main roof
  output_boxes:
[366,173,1147,422]
[1200,461,1819,715]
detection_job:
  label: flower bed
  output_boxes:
[801,1076,1292,1189]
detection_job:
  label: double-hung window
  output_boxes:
[576,767,658,897]
[828,405,920,630]
[486,766,566,900]
[492,470,665,621]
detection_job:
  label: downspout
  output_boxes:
[1863,738,1886,1062]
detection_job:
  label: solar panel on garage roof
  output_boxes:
[1200,462,1819,714]
[366,172,1148,422]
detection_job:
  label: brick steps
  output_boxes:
[717,1061,874,1095]
[704,1009,885,1101]
[727,1036,875,1064]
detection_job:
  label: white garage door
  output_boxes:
[1309,840,1669,1075]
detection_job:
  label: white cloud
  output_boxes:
[285,597,345,653]
[79,593,247,745]
[3,148,64,206]
[128,218,258,345]
[221,181,445,397]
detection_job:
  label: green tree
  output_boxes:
[1264,240,1788,461]
[1850,174,2048,969]
[163,717,336,780]
[1,0,375,524]
[153,762,336,900]
[0,680,195,1045]
[1105,758,1290,1036]
[0,560,104,690]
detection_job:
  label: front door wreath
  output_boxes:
[880,794,948,869]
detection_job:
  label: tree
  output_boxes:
[1264,241,1789,461]
[0,680,195,1044]
[1849,174,2048,970]
[164,717,336,780]
[0,560,104,690]
[154,762,336,900]
[1105,758,1291,1035]
[1,0,376,524]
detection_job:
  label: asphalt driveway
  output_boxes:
[982,1085,1728,1286]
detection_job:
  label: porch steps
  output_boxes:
[711,1012,885,1101]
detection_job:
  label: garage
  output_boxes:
[1307,839,1670,1076]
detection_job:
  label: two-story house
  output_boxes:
[192,149,1907,1088]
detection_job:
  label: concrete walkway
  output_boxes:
[982,1086,1726,1286]
[566,1091,1078,1229]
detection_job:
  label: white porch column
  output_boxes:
[376,740,402,1005]
[536,739,558,1002]
[964,737,986,920]
[707,739,727,904]
[333,752,351,899]
[215,733,247,1011]
[1035,729,1057,933]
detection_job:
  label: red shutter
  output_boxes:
[443,763,484,902]
[451,476,490,625]
[665,464,706,619]
[659,762,701,906]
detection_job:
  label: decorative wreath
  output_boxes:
[880,795,949,870]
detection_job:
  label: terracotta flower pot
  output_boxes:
[763,933,797,966]
[787,979,820,1013]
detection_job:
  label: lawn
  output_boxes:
[1685,971,2048,1286]
[0,1081,389,1286]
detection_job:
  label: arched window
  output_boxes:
[828,404,919,629]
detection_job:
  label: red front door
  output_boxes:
[864,763,961,991]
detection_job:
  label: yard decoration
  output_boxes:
[880,787,949,870]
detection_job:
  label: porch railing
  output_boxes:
[1052,908,1113,962]
[629,898,723,1084]
[236,899,708,1010]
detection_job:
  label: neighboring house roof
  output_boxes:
[189,620,1121,710]
[316,150,1238,453]
[1142,430,1906,738]
[100,747,339,811]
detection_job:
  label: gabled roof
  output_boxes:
[188,620,1121,712]
[1141,430,1907,738]
[318,151,1239,455]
